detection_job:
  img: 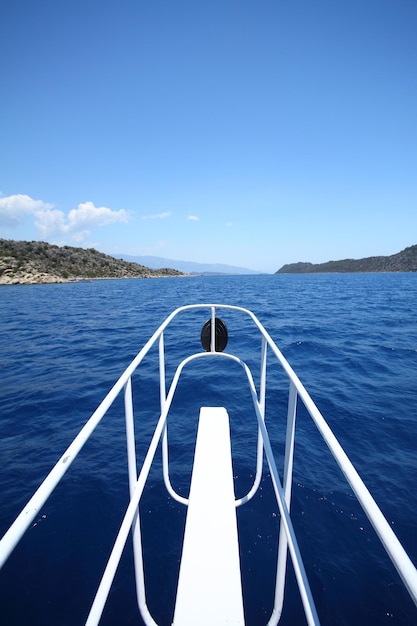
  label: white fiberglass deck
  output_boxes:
[0,304,416,625]
[173,407,244,625]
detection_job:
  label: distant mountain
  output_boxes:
[0,239,183,284]
[114,254,261,275]
[276,245,417,274]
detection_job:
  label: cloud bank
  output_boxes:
[35,201,129,242]
[0,194,53,227]
[0,194,129,243]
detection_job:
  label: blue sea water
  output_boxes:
[0,273,416,625]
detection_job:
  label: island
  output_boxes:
[0,239,184,285]
[276,245,417,274]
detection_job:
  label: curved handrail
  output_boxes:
[159,350,266,508]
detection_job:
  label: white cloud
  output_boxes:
[34,209,66,236]
[0,193,130,243]
[0,194,53,227]
[226,221,233,227]
[67,201,129,229]
[187,215,200,221]
[141,211,171,220]
[35,201,129,242]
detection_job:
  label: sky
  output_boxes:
[1,0,416,273]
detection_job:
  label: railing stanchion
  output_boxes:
[235,335,268,508]
[124,377,157,626]
[259,336,267,414]
[160,331,170,490]
[159,332,167,411]
[210,306,216,352]
[269,380,298,624]
[161,333,189,505]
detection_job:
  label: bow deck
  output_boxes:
[173,407,244,625]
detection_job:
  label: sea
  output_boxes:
[0,273,416,626]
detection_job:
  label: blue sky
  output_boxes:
[1,0,416,273]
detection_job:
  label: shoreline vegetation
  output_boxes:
[276,244,417,274]
[0,239,184,285]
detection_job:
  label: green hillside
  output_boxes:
[277,245,417,274]
[0,239,184,284]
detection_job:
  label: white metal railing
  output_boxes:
[0,304,416,626]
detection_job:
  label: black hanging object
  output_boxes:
[200,317,228,352]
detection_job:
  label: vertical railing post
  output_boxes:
[269,380,298,625]
[159,331,167,411]
[124,377,157,626]
[160,332,188,505]
[235,335,268,508]
[259,336,267,416]
[161,331,171,490]
[210,306,216,352]
[254,335,267,487]
[124,377,138,497]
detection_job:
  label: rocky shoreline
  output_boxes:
[0,239,184,285]
[0,271,172,285]
[1,271,70,285]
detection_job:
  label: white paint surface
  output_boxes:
[173,407,245,625]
